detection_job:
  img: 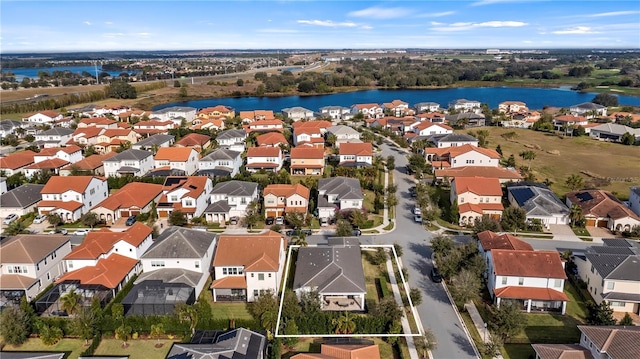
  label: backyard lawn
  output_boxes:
[1,339,86,359]
[0,338,177,359]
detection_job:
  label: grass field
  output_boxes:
[469,127,640,199]
[1,338,177,359]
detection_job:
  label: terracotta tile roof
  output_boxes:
[384,99,408,107]
[295,127,323,136]
[339,142,373,156]
[247,146,280,157]
[162,176,210,199]
[64,222,152,260]
[37,145,82,156]
[0,234,70,264]
[577,325,640,359]
[37,200,84,212]
[566,189,640,221]
[240,110,275,121]
[24,158,69,169]
[154,147,196,162]
[264,183,310,200]
[435,166,523,181]
[353,103,380,109]
[491,249,567,279]
[72,127,103,138]
[211,275,247,289]
[426,144,501,159]
[554,115,587,123]
[198,105,233,114]
[431,160,451,169]
[100,128,135,137]
[256,132,287,146]
[116,122,132,129]
[292,344,381,359]
[0,150,36,170]
[212,230,284,271]
[41,175,104,194]
[454,176,503,196]
[494,286,569,301]
[415,122,453,131]
[291,147,324,159]
[477,231,533,251]
[29,110,60,118]
[56,253,138,289]
[459,202,504,214]
[61,152,117,171]
[93,182,163,211]
[292,120,332,129]
[416,112,446,120]
[79,117,115,126]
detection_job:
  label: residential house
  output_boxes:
[0,184,44,219]
[77,117,118,129]
[0,234,72,303]
[205,180,259,224]
[263,183,310,218]
[552,115,589,132]
[434,166,523,185]
[197,148,242,178]
[292,342,381,359]
[414,102,441,113]
[69,126,103,146]
[256,132,288,148]
[383,99,411,117]
[413,122,454,137]
[0,119,26,138]
[132,119,175,136]
[38,176,108,222]
[129,227,217,315]
[245,147,283,173]
[0,177,6,195]
[92,182,163,224]
[574,238,640,315]
[350,103,383,119]
[499,101,528,113]
[339,142,373,167]
[156,176,213,220]
[167,328,267,359]
[449,99,481,113]
[566,189,640,232]
[59,152,117,176]
[23,158,69,179]
[0,150,36,176]
[154,147,199,176]
[175,133,212,152]
[294,238,366,311]
[292,120,332,133]
[211,231,287,302]
[589,123,640,143]
[215,129,247,153]
[450,176,504,226]
[477,230,534,266]
[446,113,486,128]
[608,111,640,124]
[425,144,501,171]
[570,102,608,118]
[151,106,197,124]
[317,177,364,221]
[131,133,175,152]
[533,325,640,359]
[629,186,640,217]
[102,149,154,177]
[290,147,325,176]
[428,133,479,149]
[24,110,63,124]
[293,126,325,148]
[34,128,74,148]
[318,106,351,121]
[501,111,541,129]
[282,106,315,121]
[33,145,83,165]
[94,128,139,154]
[326,125,362,148]
[243,119,284,134]
[196,105,235,120]
[507,183,570,228]
[239,110,275,123]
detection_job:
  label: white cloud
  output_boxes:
[103,33,125,38]
[297,20,358,28]
[360,25,373,30]
[83,21,92,26]
[471,0,543,6]
[418,11,456,18]
[434,20,528,31]
[348,6,411,19]
[552,26,598,34]
[583,10,640,18]
[134,32,152,38]
[104,21,113,25]
[258,29,298,33]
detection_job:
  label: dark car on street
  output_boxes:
[430,266,443,283]
[286,228,312,236]
[265,216,275,225]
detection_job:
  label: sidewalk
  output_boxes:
[464,302,503,359]
[385,255,420,359]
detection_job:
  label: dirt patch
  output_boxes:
[523,143,542,150]
[154,343,164,348]
[547,150,560,155]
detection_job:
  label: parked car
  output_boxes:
[265,216,275,225]
[414,214,423,223]
[320,218,328,227]
[229,216,239,225]
[125,215,137,226]
[74,229,90,236]
[275,216,284,225]
[413,206,421,216]
[286,228,312,237]
[48,228,68,235]
[33,214,47,224]
[352,228,362,236]
[430,267,443,283]
[3,214,18,225]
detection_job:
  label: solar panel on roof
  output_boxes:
[510,187,535,206]
[216,330,238,343]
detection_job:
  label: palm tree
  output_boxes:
[519,150,536,171]
[332,311,356,334]
[60,289,82,316]
[566,174,584,191]
[569,204,583,227]
[260,308,278,333]
[414,329,437,359]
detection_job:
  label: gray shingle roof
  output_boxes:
[216,129,245,140]
[211,180,258,197]
[585,239,640,281]
[327,125,360,136]
[133,134,175,148]
[591,123,640,136]
[200,148,241,161]
[0,184,44,208]
[135,268,202,288]
[319,176,363,201]
[142,227,216,259]
[572,102,606,110]
[105,149,153,162]
[153,106,196,114]
[577,326,640,359]
[167,328,266,359]
[204,200,231,214]
[507,183,569,217]
[39,128,73,136]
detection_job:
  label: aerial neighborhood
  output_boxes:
[1,92,639,359]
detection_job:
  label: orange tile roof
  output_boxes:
[291,147,324,159]
[61,152,117,171]
[37,200,83,212]
[239,110,275,121]
[154,147,196,162]
[426,144,501,160]
[353,103,380,109]
[56,253,139,289]
[162,176,210,199]
[37,145,82,156]
[211,275,247,289]
[198,105,233,114]
[93,182,163,211]
[477,231,533,251]
[212,231,284,271]
[24,158,69,169]
[264,183,310,199]
[64,222,152,260]
[454,176,503,196]
[72,127,103,138]
[41,176,104,194]
[459,202,504,214]
[100,128,135,137]
[415,122,453,131]
[554,115,587,123]
[339,142,373,156]
[566,189,640,221]
[247,146,280,157]
[292,120,332,129]
[494,286,569,302]
[79,117,116,126]
[435,166,523,181]
[0,150,36,170]
[29,110,60,118]
[491,249,567,279]
[256,132,287,146]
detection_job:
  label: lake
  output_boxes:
[2,65,136,81]
[153,87,640,113]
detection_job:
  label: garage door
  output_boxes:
[265,210,278,218]
[597,220,608,228]
[121,210,131,217]
[158,211,169,218]
[585,219,596,227]
[130,210,140,215]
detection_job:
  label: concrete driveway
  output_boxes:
[548,224,580,241]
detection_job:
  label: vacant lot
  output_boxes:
[467,127,640,199]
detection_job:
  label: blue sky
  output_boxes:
[1,1,639,52]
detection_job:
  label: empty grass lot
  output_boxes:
[468,127,640,198]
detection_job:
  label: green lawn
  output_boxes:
[209,302,252,321]
[571,226,590,237]
[1,338,86,359]
[502,344,536,359]
[94,338,176,358]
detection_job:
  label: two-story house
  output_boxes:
[293,127,324,148]
[154,147,199,176]
[77,116,118,129]
[196,105,235,121]
[33,145,83,165]
[59,152,117,176]
[216,129,247,153]
[239,110,275,123]
[151,106,197,124]
[450,176,504,226]
[24,110,63,124]
[282,106,315,122]
[350,103,383,119]
[70,127,103,146]
[0,234,72,303]
[132,119,176,136]
[499,101,528,114]
[38,176,109,222]
[0,184,44,218]
[211,231,286,302]
[318,106,351,121]
[263,183,310,218]
[92,182,164,224]
[339,142,373,167]
[0,150,37,176]
[175,133,212,152]
[290,147,325,176]
[34,128,74,148]
[414,102,441,113]
[205,180,259,224]
[413,122,453,137]
[449,99,481,113]
[243,119,284,134]
[569,102,607,119]
[426,144,501,171]
[326,125,362,148]
[317,177,364,221]
[132,134,176,151]
[197,148,242,178]
[102,149,155,177]
[533,326,640,359]
[445,112,486,128]
[552,115,589,132]
[565,189,640,232]
[383,99,411,117]
[157,176,213,220]
[256,132,288,148]
[245,147,283,173]
[428,133,479,149]
[94,128,139,153]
